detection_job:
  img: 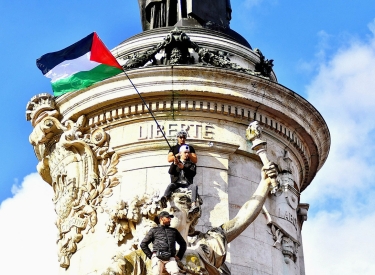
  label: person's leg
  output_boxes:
[188,184,199,213]
[165,258,180,275]
[188,183,198,202]
[161,183,179,208]
[163,183,178,198]
[151,255,161,275]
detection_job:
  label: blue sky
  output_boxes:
[1,0,375,274]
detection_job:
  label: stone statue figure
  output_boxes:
[138,0,232,31]
[171,163,277,275]
[113,162,277,275]
[137,0,178,30]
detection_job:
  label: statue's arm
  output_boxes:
[221,164,276,243]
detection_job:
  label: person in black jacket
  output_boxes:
[161,144,198,213]
[140,211,186,275]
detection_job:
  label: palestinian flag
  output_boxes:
[36,32,123,96]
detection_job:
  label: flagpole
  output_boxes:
[122,70,173,150]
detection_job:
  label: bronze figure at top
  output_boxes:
[138,0,232,31]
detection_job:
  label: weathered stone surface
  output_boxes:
[230,235,273,274]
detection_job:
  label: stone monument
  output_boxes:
[26,3,330,275]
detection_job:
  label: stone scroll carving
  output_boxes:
[26,93,120,268]
[122,27,273,78]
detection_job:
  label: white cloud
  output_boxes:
[303,211,375,275]
[302,20,375,275]
[0,173,59,274]
[304,25,375,204]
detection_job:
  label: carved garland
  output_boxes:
[122,27,274,78]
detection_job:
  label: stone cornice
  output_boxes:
[55,66,330,191]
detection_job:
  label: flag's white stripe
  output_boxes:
[45,52,100,83]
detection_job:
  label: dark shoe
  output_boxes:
[160,196,168,208]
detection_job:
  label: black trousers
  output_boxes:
[163,182,198,202]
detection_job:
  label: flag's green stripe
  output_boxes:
[52,64,122,96]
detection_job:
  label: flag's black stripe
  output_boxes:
[36,32,94,75]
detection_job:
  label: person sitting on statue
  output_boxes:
[161,144,199,213]
[140,211,187,275]
[168,129,197,164]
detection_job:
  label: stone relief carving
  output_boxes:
[26,93,120,268]
[122,28,273,78]
[254,49,274,78]
[277,150,293,174]
[102,193,161,275]
[260,148,304,265]
[270,225,299,264]
[123,28,198,69]
[105,194,160,247]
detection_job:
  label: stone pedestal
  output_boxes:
[26,27,329,275]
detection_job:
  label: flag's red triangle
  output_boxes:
[90,32,122,70]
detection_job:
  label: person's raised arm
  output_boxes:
[189,153,197,164]
[168,152,175,163]
[221,163,277,243]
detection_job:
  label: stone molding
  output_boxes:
[113,139,239,157]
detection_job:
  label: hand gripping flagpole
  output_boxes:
[246,121,278,194]
[121,70,173,151]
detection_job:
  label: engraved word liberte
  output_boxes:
[138,122,215,140]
